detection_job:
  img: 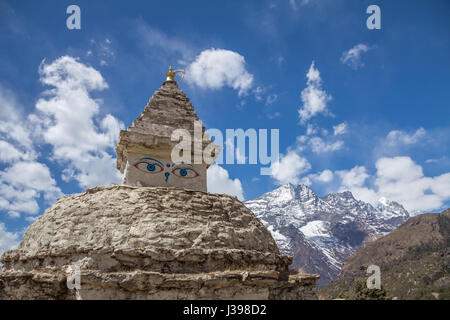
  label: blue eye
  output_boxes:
[171,167,199,179]
[134,158,164,174]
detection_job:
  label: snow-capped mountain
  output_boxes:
[244,184,409,287]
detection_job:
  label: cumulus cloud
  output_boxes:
[0,222,19,255]
[207,164,244,200]
[0,85,35,155]
[335,166,379,205]
[0,85,62,218]
[298,61,332,124]
[186,48,254,96]
[270,150,311,185]
[315,169,334,183]
[337,166,369,189]
[385,127,426,146]
[0,161,62,216]
[32,56,124,188]
[373,157,450,213]
[1,162,61,200]
[340,44,370,70]
[0,141,28,162]
[316,157,450,214]
[0,56,124,221]
[333,122,347,136]
[302,169,334,186]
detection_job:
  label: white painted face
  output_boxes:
[124,153,207,192]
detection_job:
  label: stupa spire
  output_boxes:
[116,68,218,192]
[164,66,184,84]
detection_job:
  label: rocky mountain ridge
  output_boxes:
[321,209,450,299]
[244,183,410,286]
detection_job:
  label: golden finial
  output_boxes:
[165,66,184,83]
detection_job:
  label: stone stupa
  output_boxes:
[0,68,319,300]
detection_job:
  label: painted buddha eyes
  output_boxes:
[171,167,199,178]
[133,158,199,179]
[134,158,164,174]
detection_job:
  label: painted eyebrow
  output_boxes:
[172,161,193,167]
[138,157,164,166]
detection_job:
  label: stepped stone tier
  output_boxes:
[116,68,219,192]
[0,69,319,299]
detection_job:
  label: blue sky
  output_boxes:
[0,0,449,252]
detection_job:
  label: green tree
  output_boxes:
[344,279,391,300]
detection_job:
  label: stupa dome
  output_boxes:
[7,185,285,273]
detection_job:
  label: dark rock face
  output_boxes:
[330,222,366,247]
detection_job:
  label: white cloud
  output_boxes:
[334,166,381,205]
[385,127,426,146]
[340,44,370,70]
[337,165,369,189]
[305,124,318,136]
[0,222,19,255]
[207,164,244,200]
[0,85,62,218]
[33,56,124,188]
[25,216,37,223]
[333,122,347,136]
[316,169,334,183]
[0,56,124,221]
[374,156,450,213]
[298,61,332,123]
[39,56,107,92]
[0,161,62,215]
[0,141,27,162]
[0,85,34,152]
[7,211,20,219]
[316,157,450,214]
[303,169,334,186]
[270,150,311,185]
[1,162,61,199]
[186,48,254,96]
[309,137,344,154]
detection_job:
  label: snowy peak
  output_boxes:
[293,184,320,203]
[321,191,376,219]
[255,183,296,206]
[377,197,409,220]
[322,191,358,206]
[258,183,318,203]
[248,183,321,208]
[244,184,410,287]
[378,197,390,206]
